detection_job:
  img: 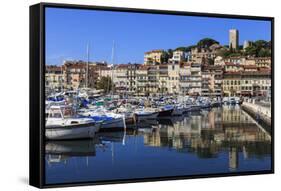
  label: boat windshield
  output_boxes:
[62,107,75,118]
[48,107,75,118]
[48,109,62,118]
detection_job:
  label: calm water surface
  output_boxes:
[45,105,271,184]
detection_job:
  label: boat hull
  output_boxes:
[134,112,158,121]
[101,118,124,129]
[187,105,201,112]
[158,109,173,117]
[45,123,100,140]
[172,108,184,116]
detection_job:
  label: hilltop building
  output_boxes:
[229,29,239,50]
[144,49,164,65]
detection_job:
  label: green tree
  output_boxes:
[175,46,188,52]
[197,38,219,49]
[167,49,173,57]
[243,40,271,57]
[255,40,269,49]
[161,49,173,63]
[258,48,271,57]
[97,76,113,94]
[217,48,231,58]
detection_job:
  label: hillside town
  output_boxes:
[46,29,271,99]
[43,7,272,183]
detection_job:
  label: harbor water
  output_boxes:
[45,105,271,184]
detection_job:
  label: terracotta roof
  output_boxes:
[46,65,62,72]
[138,65,149,70]
[115,64,129,69]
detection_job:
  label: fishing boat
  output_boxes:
[45,105,101,140]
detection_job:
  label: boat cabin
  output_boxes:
[47,105,75,119]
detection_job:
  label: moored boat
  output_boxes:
[158,105,174,117]
[134,109,159,121]
[45,105,101,140]
[80,110,125,129]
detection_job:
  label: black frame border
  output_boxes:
[29,2,274,189]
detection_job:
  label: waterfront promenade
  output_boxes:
[242,100,271,127]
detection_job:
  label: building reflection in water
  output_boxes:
[141,105,271,170]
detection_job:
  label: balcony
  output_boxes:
[159,72,168,76]
[137,79,147,82]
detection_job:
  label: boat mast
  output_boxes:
[110,40,115,96]
[86,43,90,89]
[60,60,63,92]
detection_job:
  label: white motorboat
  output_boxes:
[45,105,101,140]
[78,107,125,129]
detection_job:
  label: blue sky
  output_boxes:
[45,7,271,65]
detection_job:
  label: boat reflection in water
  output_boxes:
[45,138,100,165]
[45,105,271,184]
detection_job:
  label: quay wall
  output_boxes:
[241,101,271,129]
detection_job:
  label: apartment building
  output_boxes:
[45,65,64,90]
[136,65,148,96]
[144,49,164,65]
[189,63,202,95]
[223,72,242,96]
[113,64,128,94]
[201,65,223,97]
[178,62,202,95]
[157,64,169,95]
[240,70,271,97]
[167,63,180,94]
[147,65,159,95]
[170,50,185,63]
[63,60,100,90]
